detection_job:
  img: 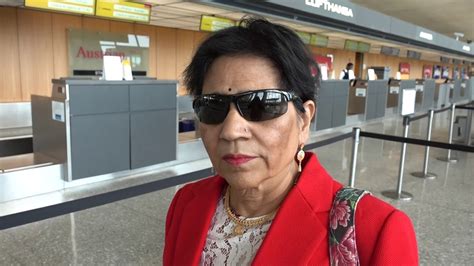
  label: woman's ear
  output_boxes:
[299,100,316,144]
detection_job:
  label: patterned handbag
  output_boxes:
[329,188,370,266]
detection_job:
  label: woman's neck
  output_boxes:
[228,162,299,218]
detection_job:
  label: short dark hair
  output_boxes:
[183,17,320,110]
[346,63,353,68]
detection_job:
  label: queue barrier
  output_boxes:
[1,115,473,230]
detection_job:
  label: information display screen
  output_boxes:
[96,0,150,23]
[25,0,96,15]
[406,50,421,60]
[381,46,400,56]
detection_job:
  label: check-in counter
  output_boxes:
[414,79,424,111]
[347,79,367,116]
[31,79,178,181]
[387,79,401,108]
[451,79,462,103]
[437,80,451,108]
[314,80,349,131]
[365,80,387,120]
[421,79,436,111]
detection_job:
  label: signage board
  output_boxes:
[25,0,95,15]
[406,50,421,60]
[200,15,235,32]
[67,29,149,77]
[344,40,358,51]
[357,42,370,53]
[380,46,400,56]
[389,86,400,94]
[401,89,416,116]
[310,34,328,47]
[355,88,366,97]
[96,0,150,23]
[296,31,311,44]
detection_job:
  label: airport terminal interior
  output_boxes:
[0,0,473,265]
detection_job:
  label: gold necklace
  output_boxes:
[224,186,277,237]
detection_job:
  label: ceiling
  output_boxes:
[0,0,472,62]
[350,0,474,43]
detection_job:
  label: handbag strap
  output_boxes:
[329,187,370,266]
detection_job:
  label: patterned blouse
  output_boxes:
[199,196,274,266]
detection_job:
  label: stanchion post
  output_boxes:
[348,127,360,188]
[437,104,458,162]
[412,109,437,179]
[382,116,414,201]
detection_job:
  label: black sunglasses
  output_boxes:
[192,89,303,124]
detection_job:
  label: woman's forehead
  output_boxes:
[202,55,280,95]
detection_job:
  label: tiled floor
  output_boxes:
[1,111,473,265]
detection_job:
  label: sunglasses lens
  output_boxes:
[238,91,289,122]
[193,96,229,124]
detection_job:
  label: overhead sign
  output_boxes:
[96,0,150,23]
[419,31,433,41]
[296,31,311,44]
[200,15,235,32]
[357,42,370,53]
[305,0,354,18]
[310,34,328,47]
[25,0,95,15]
[344,40,358,51]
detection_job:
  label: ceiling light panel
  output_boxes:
[151,5,202,16]
[167,2,231,15]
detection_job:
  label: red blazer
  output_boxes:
[163,153,418,265]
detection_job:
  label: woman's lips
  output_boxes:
[222,154,256,166]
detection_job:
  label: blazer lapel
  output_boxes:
[173,178,226,265]
[253,188,328,265]
[253,153,341,265]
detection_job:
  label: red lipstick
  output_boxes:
[222,154,256,166]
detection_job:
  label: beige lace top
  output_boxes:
[199,196,274,266]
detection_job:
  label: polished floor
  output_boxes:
[0,111,473,265]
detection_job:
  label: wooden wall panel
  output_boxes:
[193,31,208,51]
[156,27,177,80]
[0,8,22,102]
[18,9,55,100]
[176,29,195,95]
[310,46,356,79]
[82,17,110,32]
[135,23,158,78]
[52,13,81,79]
[110,20,134,34]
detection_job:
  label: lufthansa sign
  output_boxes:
[305,0,354,18]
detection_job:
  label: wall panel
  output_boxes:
[82,17,110,32]
[18,9,54,100]
[110,20,134,33]
[176,29,195,94]
[134,23,158,78]
[52,13,82,79]
[156,27,177,80]
[0,8,22,102]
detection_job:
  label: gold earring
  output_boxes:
[296,145,305,172]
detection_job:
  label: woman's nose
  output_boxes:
[219,103,251,141]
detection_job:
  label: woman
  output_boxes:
[163,18,418,265]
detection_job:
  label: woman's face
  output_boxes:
[199,55,314,190]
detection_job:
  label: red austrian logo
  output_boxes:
[76,46,125,59]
